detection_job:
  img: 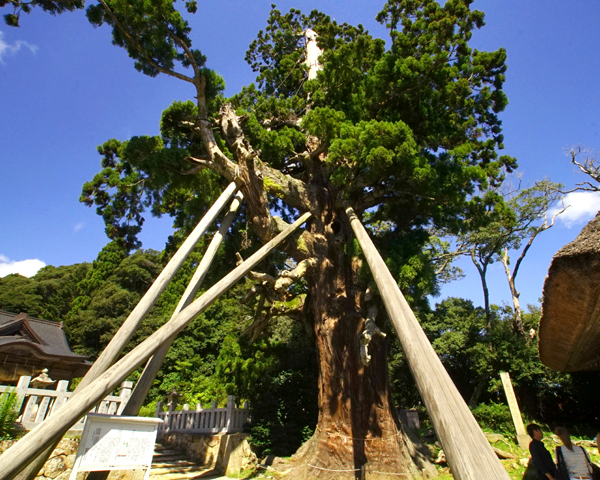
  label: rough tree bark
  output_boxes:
[280,209,433,479]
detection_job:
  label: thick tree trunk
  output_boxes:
[216,106,432,478]
[282,212,433,480]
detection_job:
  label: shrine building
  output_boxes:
[0,310,91,384]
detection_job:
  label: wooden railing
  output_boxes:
[155,395,250,434]
[0,375,133,431]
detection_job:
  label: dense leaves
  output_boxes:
[1,0,83,27]
[243,317,318,457]
[86,0,203,80]
[65,243,163,357]
[398,298,600,426]
[80,127,226,251]
[0,263,89,321]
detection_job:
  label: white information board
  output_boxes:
[70,413,163,480]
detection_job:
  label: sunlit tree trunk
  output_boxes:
[286,209,432,479]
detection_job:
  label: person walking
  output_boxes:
[554,426,594,480]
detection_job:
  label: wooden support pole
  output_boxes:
[78,181,239,391]
[499,372,529,449]
[122,191,244,415]
[0,212,311,480]
[344,206,509,480]
[12,182,240,480]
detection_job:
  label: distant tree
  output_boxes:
[238,316,318,458]
[457,190,514,327]
[439,179,564,406]
[451,180,564,336]
[67,240,128,319]
[499,180,565,335]
[34,263,90,320]
[0,274,43,317]
[65,245,163,357]
[420,297,490,401]
[0,263,89,321]
[411,298,596,425]
[568,146,600,191]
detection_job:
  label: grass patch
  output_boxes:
[423,431,599,480]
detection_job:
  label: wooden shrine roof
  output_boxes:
[0,310,91,368]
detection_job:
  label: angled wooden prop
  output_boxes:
[123,190,244,415]
[14,182,239,480]
[86,192,244,480]
[344,205,509,480]
[78,181,239,391]
[0,212,311,480]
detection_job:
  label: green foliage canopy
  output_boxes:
[1,0,83,27]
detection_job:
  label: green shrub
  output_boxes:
[0,391,19,440]
[471,402,514,435]
[138,400,158,418]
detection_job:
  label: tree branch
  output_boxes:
[568,146,600,191]
[97,0,195,85]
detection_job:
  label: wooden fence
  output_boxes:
[0,375,133,431]
[155,395,250,434]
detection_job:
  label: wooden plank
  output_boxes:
[122,191,244,416]
[12,183,239,480]
[344,205,509,480]
[0,212,311,480]
[34,396,51,423]
[499,372,529,449]
[78,181,239,391]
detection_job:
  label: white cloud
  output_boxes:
[74,222,84,233]
[0,255,46,278]
[0,30,38,63]
[549,191,600,228]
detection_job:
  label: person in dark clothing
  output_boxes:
[527,423,556,480]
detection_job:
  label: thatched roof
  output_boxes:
[539,211,600,371]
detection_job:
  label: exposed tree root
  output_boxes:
[269,423,436,480]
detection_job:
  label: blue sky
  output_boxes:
[1,0,600,311]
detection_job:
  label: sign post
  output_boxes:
[70,414,163,480]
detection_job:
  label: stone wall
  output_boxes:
[157,432,257,475]
[0,432,257,478]
[0,438,80,480]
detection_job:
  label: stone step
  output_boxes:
[153,448,180,455]
[152,460,198,469]
[153,454,188,462]
[150,465,205,475]
[149,443,215,480]
[149,471,212,480]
